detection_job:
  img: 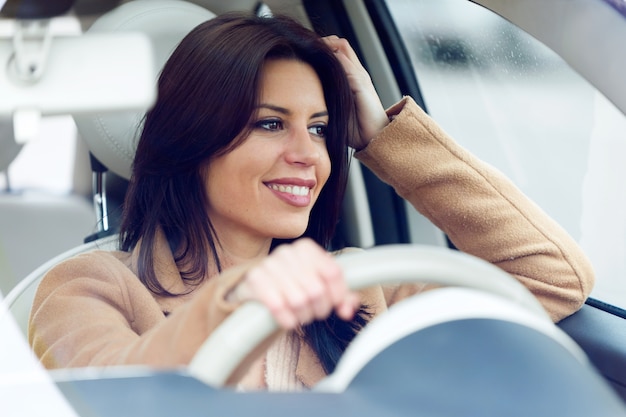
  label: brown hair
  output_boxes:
[119,12,363,374]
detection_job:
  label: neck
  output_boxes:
[208,229,273,275]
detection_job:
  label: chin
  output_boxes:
[270,225,309,240]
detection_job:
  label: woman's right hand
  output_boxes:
[226,238,359,329]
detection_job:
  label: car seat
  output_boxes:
[0,115,97,296]
[73,0,217,241]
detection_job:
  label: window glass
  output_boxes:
[386,0,626,308]
[1,116,76,194]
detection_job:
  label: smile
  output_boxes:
[266,183,310,196]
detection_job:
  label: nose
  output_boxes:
[284,125,321,166]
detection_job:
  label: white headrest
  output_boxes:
[73,0,216,179]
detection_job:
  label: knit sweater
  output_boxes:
[29,96,594,389]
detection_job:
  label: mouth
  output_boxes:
[263,179,316,208]
[266,183,310,196]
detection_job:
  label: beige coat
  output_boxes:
[29,97,594,388]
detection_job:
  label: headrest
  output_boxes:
[72,0,216,179]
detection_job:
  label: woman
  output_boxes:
[29,13,594,391]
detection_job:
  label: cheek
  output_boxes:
[203,156,242,209]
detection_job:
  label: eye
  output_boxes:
[254,119,283,131]
[308,124,327,139]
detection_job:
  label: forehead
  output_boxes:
[258,59,326,109]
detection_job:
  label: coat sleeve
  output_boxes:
[355,96,595,322]
[28,251,260,370]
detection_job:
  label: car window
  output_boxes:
[386,0,626,309]
[0,115,76,194]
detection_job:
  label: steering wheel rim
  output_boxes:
[188,244,549,387]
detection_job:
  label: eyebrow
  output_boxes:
[257,103,328,119]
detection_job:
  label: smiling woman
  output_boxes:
[31,12,366,389]
[28,9,594,393]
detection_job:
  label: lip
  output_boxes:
[264,177,316,208]
[265,177,316,188]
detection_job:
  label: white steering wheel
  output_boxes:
[188,244,581,389]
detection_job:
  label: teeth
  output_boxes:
[269,184,310,196]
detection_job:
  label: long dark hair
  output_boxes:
[119,12,368,374]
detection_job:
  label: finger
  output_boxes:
[272,240,334,322]
[314,250,349,310]
[327,42,370,90]
[332,51,365,91]
[289,240,336,320]
[294,240,357,320]
[266,245,323,325]
[322,36,361,65]
[243,263,300,329]
[336,292,360,321]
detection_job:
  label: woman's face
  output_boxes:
[204,59,331,247]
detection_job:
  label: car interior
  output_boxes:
[2,0,626,415]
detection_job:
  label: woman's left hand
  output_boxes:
[323,35,389,151]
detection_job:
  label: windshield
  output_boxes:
[386,0,626,309]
